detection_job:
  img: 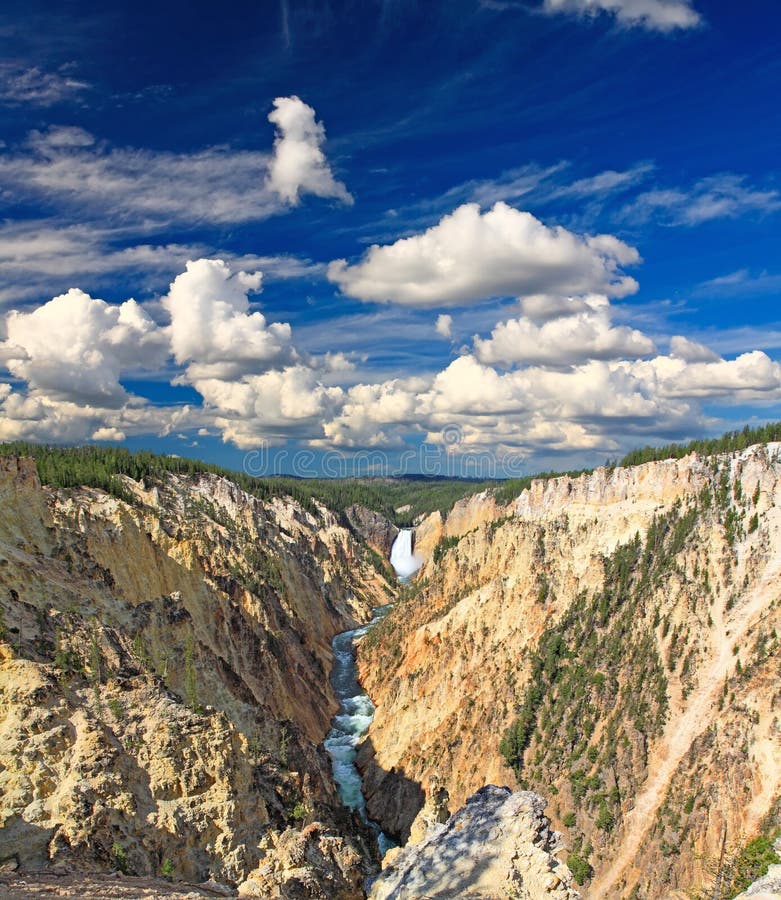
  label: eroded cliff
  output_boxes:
[357,444,781,898]
[0,457,392,892]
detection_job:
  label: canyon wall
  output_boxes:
[357,445,781,898]
[0,457,392,893]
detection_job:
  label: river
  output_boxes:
[323,527,421,856]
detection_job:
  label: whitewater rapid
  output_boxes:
[324,528,420,856]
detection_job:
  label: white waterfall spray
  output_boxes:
[390,528,422,580]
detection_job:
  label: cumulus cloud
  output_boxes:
[2,289,167,406]
[473,294,656,366]
[669,334,720,363]
[542,0,701,31]
[320,377,428,449]
[267,96,353,206]
[638,351,781,400]
[1,256,779,465]
[204,366,345,449]
[622,174,781,226]
[435,314,453,338]
[0,258,322,446]
[163,258,295,380]
[328,202,640,307]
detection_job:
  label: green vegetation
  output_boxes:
[499,503,707,837]
[619,422,781,468]
[3,421,778,529]
[111,841,129,874]
[160,857,175,879]
[567,843,594,885]
[432,533,462,564]
[0,441,497,527]
[291,801,308,821]
[724,833,780,898]
[499,631,568,775]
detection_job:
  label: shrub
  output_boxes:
[567,850,593,885]
[725,834,780,897]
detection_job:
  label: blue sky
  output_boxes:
[0,0,779,476]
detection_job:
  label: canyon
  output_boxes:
[0,439,779,898]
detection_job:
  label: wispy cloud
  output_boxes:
[695,268,781,297]
[0,97,351,230]
[0,220,323,308]
[621,174,781,226]
[550,162,655,199]
[0,63,89,106]
[367,160,655,243]
[541,0,702,32]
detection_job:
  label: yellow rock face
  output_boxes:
[0,457,389,890]
[359,445,781,899]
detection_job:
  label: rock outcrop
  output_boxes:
[358,444,781,898]
[0,457,390,891]
[345,506,399,558]
[413,490,507,562]
[368,785,580,899]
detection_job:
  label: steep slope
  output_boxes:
[0,456,392,892]
[357,444,781,898]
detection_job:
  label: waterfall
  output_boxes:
[390,528,422,580]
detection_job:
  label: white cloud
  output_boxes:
[669,334,720,363]
[640,351,781,400]
[2,289,167,406]
[473,294,656,366]
[622,174,781,226]
[0,258,318,447]
[0,97,351,230]
[207,366,345,449]
[267,96,353,206]
[542,0,701,31]
[0,257,778,465]
[163,259,296,380]
[328,202,640,307]
[435,314,453,338]
[0,65,89,107]
[0,221,324,309]
[319,377,427,449]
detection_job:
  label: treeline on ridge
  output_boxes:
[0,442,495,527]
[1,421,778,527]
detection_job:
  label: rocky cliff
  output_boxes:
[412,490,508,562]
[369,785,580,899]
[357,444,781,898]
[0,457,392,892]
[345,505,399,559]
